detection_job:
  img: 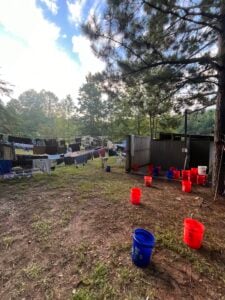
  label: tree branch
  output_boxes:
[121,56,219,78]
[96,33,150,66]
[143,1,221,33]
[173,4,220,20]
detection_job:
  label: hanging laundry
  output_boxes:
[74,154,88,165]
[0,144,15,160]
[33,159,51,174]
[98,148,106,157]
[69,143,80,152]
[93,150,99,158]
[57,146,67,154]
[45,146,58,155]
[64,157,75,165]
[33,146,46,155]
[8,135,32,144]
[13,143,33,150]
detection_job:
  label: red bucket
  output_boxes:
[147,164,153,175]
[182,170,191,181]
[191,168,198,175]
[183,218,205,249]
[173,170,180,179]
[190,168,198,184]
[144,176,152,187]
[130,187,142,205]
[182,180,192,193]
[197,175,207,185]
[170,166,176,171]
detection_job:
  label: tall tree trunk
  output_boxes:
[213,2,225,195]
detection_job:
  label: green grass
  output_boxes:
[2,235,14,249]
[74,243,89,267]
[72,288,94,300]
[60,209,75,227]
[23,263,42,280]
[156,228,222,280]
[90,263,108,287]
[72,262,115,299]
[32,218,52,241]
[117,267,135,283]
[12,280,26,297]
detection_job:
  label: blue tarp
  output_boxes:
[74,154,88,165]
[0,160,12,175]
[48,154,64,160]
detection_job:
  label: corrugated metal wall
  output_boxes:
[150,140,186,170]
[130,135,151,167]
[126,134,213,172]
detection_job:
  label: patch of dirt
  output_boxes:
[0,160,225,299]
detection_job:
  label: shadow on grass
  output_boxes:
[198,245,225,266]
[139,261,180,290]
[147,185,160,189]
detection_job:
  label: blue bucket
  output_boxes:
[166,170,173,179]
[106,165,111,172]
[153,167,159,177]
[131,228,155,268]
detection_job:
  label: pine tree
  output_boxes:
[83,0,225,195]
[78,74,106,136]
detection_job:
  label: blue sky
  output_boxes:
[0,0,105,101]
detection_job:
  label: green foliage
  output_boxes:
[0,83,215,140]
[177,109,215,135]
[83,0,218,112]
[1,89,79,140]
[78,74,107,136]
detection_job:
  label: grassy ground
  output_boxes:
[0,157,225,299]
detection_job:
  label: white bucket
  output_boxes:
[198,166,207,175]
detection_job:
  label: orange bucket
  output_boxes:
[130,187,142,205]
[182,180,192,193]
[182,170,191,180]
[144,176,152,187]
[183,218,205,249]
[173,170,180,179]
[197,175,207,185]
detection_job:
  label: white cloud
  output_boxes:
[72,35,105,75]
[87,0,102,23]
[0,0,105,102]
[67,0,87,26]
[0,1,60,48]
[40,0,59,15]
